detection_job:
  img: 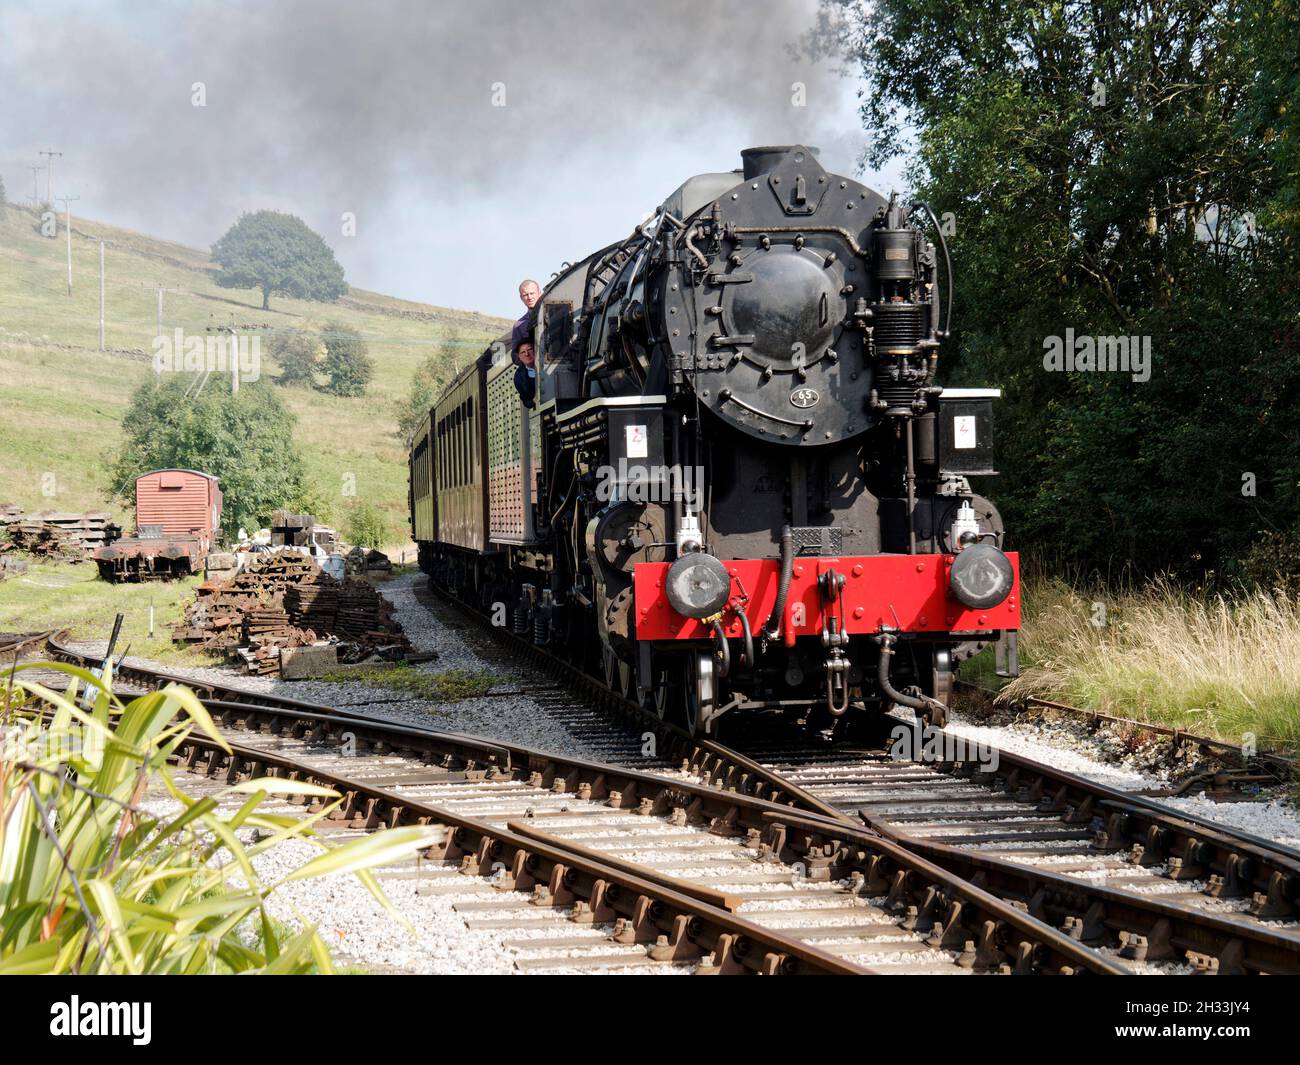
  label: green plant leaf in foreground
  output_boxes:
[1,661,428,974]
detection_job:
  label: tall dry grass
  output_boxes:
[1000,576,1300,754]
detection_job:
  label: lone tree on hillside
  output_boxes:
[321,322,374,397]
[211,211,347,310]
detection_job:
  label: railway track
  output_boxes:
[0,630,60,659]
[402,584,1300,974]
[180,719,1121,974]
[728,729,1300,973]
[954,679,1297,788]
[38,623,1300,974]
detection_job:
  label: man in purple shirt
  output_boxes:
[512,279,541,406]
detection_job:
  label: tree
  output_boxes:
[270,329,322,387]
[818,0,1300,578]
[396,328,470,439]
[109,376,308,535]
[0,173,7,218]
[345,500,390,549]
[210,211,347,310]
[321,322,373,397]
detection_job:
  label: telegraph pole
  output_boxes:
[55,195,79,296]
[99,240,107,351]
[38,150,62,202]
[206,320,267,395]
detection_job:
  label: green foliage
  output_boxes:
[1239,527,1300,597]
[284,477,336,528]
[0,662,433,974]
[321,322,374,397]
[109,376,305,536]
[0,173,6,217]
[211,211,347,310]
[344,499,389,548]
[321,664,500,702]
[270,329,321,387]
[820,0,1300,577]
[396,329,472,440]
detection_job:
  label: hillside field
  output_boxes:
[0,202,509,550]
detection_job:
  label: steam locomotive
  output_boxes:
[409,145,1020,737]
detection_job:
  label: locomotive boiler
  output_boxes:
[410,145,1020,737]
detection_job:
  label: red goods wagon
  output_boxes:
[94,469,222,581]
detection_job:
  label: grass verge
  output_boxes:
[321,663,500,702]
[993,575,1300,755]
[0,559,209,665]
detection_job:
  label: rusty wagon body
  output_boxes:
[94,469,222,581]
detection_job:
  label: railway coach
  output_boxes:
[411,145,1021,738]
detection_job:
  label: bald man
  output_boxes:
[512,279,540,357]
[511,279,541,407]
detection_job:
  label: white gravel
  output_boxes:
[942,705,1300,848]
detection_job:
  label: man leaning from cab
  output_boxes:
[512,278,540,408]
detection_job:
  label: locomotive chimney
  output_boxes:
[741,145,820,179]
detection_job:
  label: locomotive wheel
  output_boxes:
[639,669,670,720]
[601,644,633,699]
[681,653,717,737]
[921,647,953,730]
[602,645,618,692]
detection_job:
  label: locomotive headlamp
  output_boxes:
[948,543,1015,610]
[665,551,731,620]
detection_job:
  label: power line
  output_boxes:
[38,149,63,202]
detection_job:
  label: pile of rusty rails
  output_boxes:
[172,550,408,669]
[0,506,117,562]
[953,680,1297,794]
[46,634,1300,975]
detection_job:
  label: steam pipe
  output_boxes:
[737,605,754,671]
[910,201,954,338]
[763,525,794,641]
[711,619,731,678]
[905,419,918,554]
[684,226,709,269]
[875,633,928,710]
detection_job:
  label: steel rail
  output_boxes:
[170,727,1119,975]
[44,624,1300,970]
[173,733,867,976]
[34,639,1125,973]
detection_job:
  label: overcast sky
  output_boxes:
[1,0,906,319]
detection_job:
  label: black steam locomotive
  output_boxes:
[409,145,1020,737]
